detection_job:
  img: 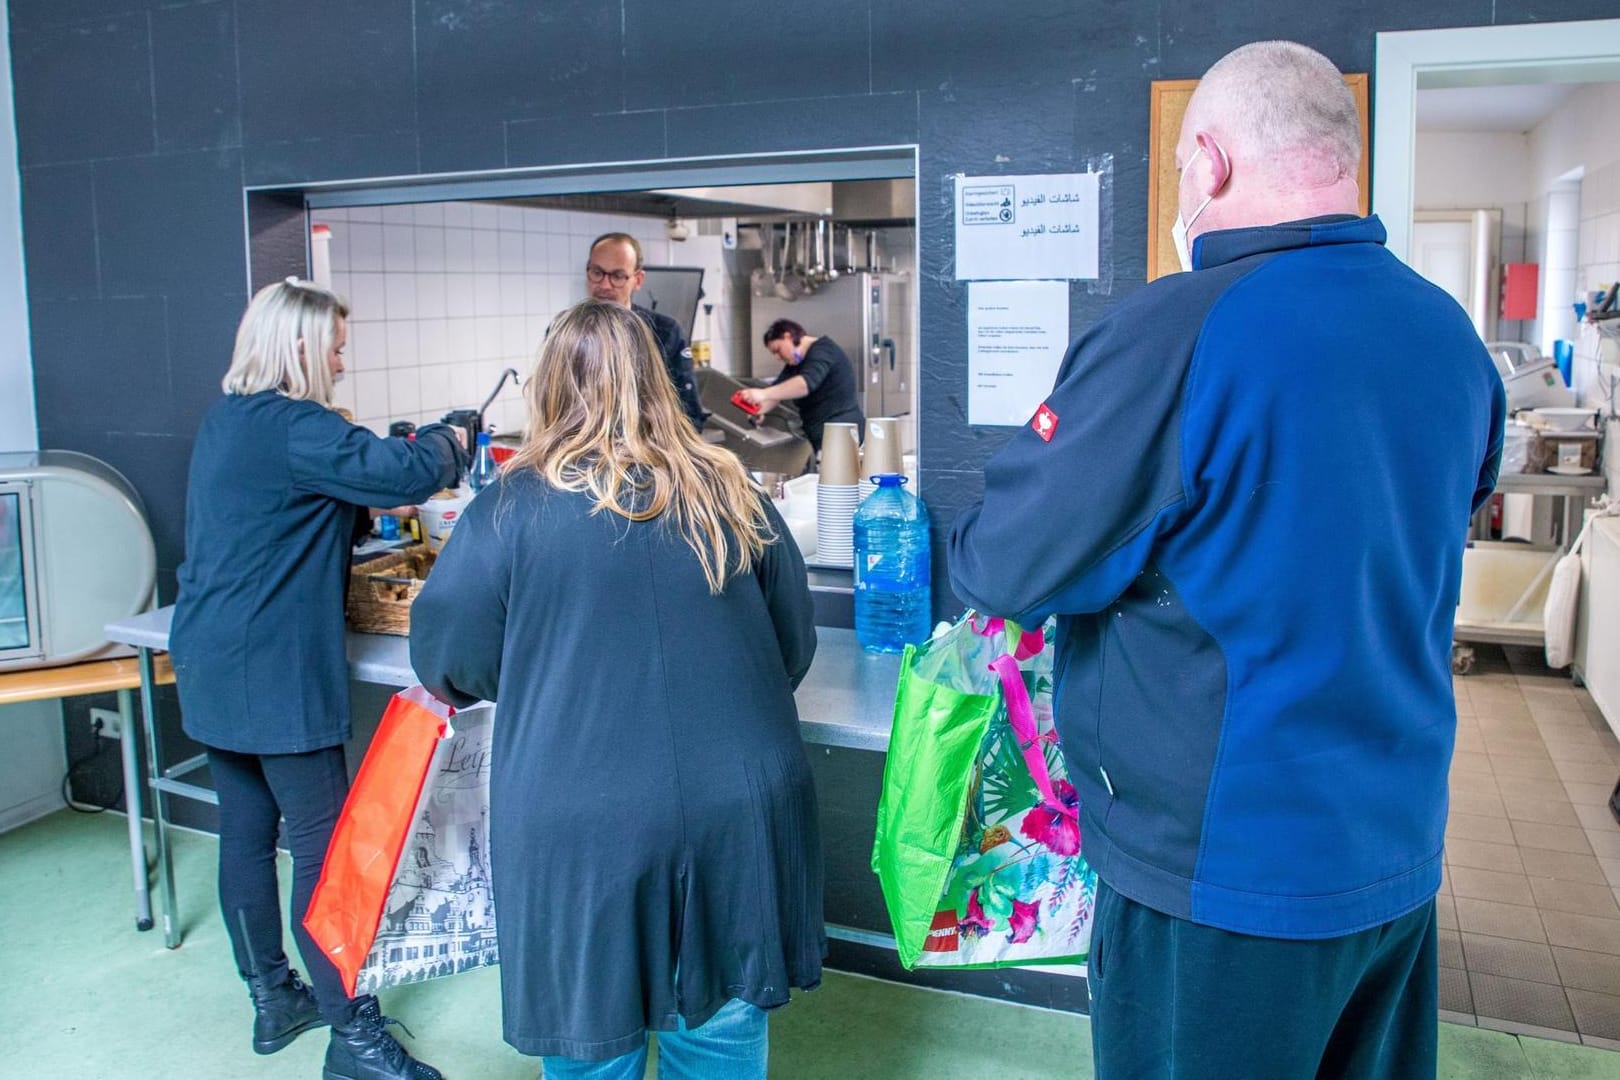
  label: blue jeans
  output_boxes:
[541,998,767,1080]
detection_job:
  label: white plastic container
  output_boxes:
[1530,407,1599,432]
[1455,544,1560,644]
[417,489,472,553]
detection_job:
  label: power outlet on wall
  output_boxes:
[90,707,123,741]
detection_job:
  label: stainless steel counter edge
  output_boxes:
[106,607,899,752]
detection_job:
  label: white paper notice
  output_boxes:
[968,280,1070,427]
[955,173,1100,281]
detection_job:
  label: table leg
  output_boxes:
[1565,494,1583,553]
[117,687,153,932]
[138,647,181,949]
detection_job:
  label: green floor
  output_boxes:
[5,812,1620,1079]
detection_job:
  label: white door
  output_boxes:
[1412,219,1475,314]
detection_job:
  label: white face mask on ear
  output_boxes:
[1171,143,1224,273]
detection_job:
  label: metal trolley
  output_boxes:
[1452,472,1606,675]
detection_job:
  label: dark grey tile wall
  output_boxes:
[151,2,240,154]
[19,164,98,300]
[10,0,1574,880]
[621,0,871,110]
[12,15,154,163]
[8,0,1566,586]
[236,1,417,147]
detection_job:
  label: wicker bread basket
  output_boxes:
[345,545,436,636]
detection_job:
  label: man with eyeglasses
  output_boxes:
[585,232,706,430]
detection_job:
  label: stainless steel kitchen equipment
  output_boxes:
[0,450,156,671]
[633,267,706,341]
[1486,341,1576,412]
[750,271,914,423]
[694,368,813,476]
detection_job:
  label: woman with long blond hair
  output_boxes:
[411,301,821,1078]
[170,278,461,1080]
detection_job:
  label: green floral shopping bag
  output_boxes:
[872,614,1096,970]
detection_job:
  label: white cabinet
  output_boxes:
[1576,515,1620,738]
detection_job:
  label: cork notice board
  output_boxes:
[1146,74,1370,282]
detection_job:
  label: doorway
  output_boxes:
[1375,18,1620,1046]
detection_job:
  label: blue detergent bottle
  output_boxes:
[852,474,932,653]
[468,431,498,494]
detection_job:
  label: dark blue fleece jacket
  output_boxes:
[949,215,1506,938]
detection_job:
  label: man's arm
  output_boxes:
[948,309,1191,624]
[1471,376,1508,515]
[654,319,706,430]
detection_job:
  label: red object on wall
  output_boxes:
[1502,263,1539,320]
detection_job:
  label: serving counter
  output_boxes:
[104,606,901,948]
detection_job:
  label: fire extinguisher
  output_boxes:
[1489,493,1504,538]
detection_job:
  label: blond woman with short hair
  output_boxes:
[170,278,464,1080]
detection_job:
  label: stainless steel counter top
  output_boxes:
[106,607,898,752]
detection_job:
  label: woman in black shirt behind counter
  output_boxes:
[735,318,865,454]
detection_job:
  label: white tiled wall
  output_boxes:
[1530,184,1580,359]
[314,201,750,438]
[1572,163,1620,498]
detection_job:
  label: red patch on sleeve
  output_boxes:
[1032,402,1059,442]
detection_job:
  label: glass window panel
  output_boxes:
[0,493,28,650]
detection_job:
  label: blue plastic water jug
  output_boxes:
[852,474,931,653]
[468,432,498,494]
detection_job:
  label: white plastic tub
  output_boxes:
[1454,544,1560,645]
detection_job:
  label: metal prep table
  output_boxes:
[1483,473,1609,554]
[104,606,901,950]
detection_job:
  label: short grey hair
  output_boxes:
[222,278,348,404]
[1193,41,1360,181]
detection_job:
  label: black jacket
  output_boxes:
[171,392,463,753]
[635,304,706,430]
[771,336,864,452]
[410,471,823,1057]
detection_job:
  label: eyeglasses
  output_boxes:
[586,264,635,286]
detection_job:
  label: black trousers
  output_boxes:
[208,745,356,1025]
[1087,877,1438,1080]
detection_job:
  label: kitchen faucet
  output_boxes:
[479,368,522,422]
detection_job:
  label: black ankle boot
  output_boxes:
[246,968,326,1054]
[323,995,442,1080]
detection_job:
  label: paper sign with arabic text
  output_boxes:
[955,173,1100,281]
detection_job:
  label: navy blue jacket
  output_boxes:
[949,215,1506,938]
[171,392,463,754]
[635,304,706,431]
[409,473,821,1054]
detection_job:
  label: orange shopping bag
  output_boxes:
[304,686,459,996]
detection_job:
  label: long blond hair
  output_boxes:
[222,278,347,404]
[510,302,772,593]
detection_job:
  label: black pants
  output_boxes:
[1087,877,1438,1080]
[208,745,356,1025]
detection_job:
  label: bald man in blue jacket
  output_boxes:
[950,41,1504,1080]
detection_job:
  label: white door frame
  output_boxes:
[1373,18,1620,265]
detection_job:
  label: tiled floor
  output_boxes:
[6,810,1620,1078]
[1442,643,1620,1049]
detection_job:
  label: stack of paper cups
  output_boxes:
[816,423,860,567]
[858,417,903,502]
